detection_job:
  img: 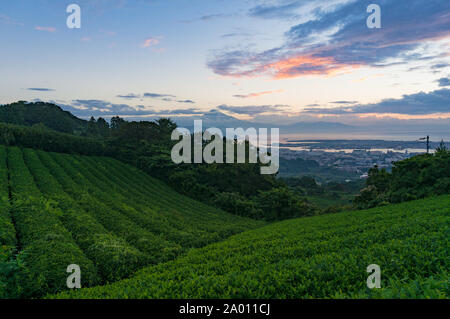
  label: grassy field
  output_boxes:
[0,146,263,298]
[55,196,449,299]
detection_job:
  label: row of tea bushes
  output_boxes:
[6,147,99,298]
[22,148,148,283]
[54,196,449,299]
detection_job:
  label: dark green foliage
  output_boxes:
[54,196,450,299]
[0,146,15,260]
[213,192,257,218]
[0,122,107,155]
[436,140,447,153]
[0,146,16,298]
[0,101,86,134]
[355,150,450,208]
[283,176,323,195]
[282,176,362,212]
[254,187,316,221]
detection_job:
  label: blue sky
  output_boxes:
[0,0,449,125]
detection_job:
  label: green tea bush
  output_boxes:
[0,146,15,260]
[0,123,107,156]
[23,149,148,282]
[7,147,99,298]
[55,196,449,299]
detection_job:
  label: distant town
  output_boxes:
[278,139,444,178]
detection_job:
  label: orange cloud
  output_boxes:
[262,55,357,79]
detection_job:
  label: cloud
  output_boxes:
[217,104,289,115]
[155,108,203,115]
[0,14,24,26]
[60,99,203,118]
[68,100,149,116]
[181,13,232,23]
[117,93,141,99]
[331,101,358,104]
[233,90,284,99]
[116,92,196,104]
[141,37,160,48]
[176,100,195,104]
[304,88,450,115]
[248,0,308,20]
[431,63,450,69]
[209,0,450,79]
[221,31,252,39]
[247,0,351,20]
[24,88,55,92]
[143,92,175,98]
[438,77,450,87]
[35,26,56,32]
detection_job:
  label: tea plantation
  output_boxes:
[55,196,449,299]
[0,145,263,298]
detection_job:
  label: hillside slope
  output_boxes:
[56,196,449,299]
[0,146,263,298]
[0,102,87,134]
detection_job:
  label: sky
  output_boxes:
[0,0,450,127]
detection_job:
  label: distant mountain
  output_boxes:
[175,109,250,129]
[175,110,353,134]
[280,121,353,133]
[0,101,88,134]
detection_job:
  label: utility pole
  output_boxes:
[418,135,430,154]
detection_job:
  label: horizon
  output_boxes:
[2,100,450,142]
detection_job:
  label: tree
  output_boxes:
[255,187,316,221]
[110,116,126,132]
[435,140,448,154]
[87,116,98,136]
[96,117,110,138]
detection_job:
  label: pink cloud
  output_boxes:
[35,26,56,33]
[233,89,284,99]
[141,37,160,48]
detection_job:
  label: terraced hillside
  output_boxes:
[57,196,449,299]
[0,145,264,298]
